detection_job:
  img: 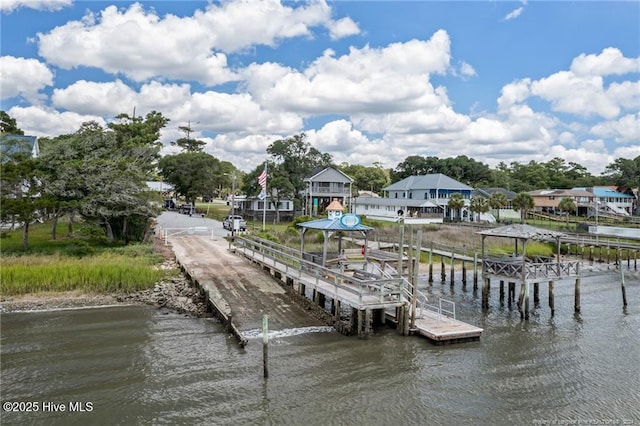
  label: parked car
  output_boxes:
[223,215,246,231]
[179,204,194,215]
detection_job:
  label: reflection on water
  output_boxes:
[1,273,639,425]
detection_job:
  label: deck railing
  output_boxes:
[482,256,580,280]
[233,236,407,308]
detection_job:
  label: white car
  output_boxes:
[223,215,246,231]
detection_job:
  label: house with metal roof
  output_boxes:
[529,188,595,216]
[302,167,354,216]
[353,173,473,223]
[585,186,634,217]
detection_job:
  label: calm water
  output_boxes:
[1,272,639,425]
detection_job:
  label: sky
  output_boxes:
[1,0,639,176]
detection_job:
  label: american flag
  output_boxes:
[257,163,267,198]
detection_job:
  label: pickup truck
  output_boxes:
[223,215,246,231]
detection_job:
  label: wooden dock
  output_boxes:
[234,236,483,344]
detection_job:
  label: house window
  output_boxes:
[409,192,413,199]
[424,192,429,199]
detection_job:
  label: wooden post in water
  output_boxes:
[482,277,490,309]
[533,282,540,307]
[263,314,269,379]
[450,253,455,286]
[473,252,478,290]
[428,244,433,284]
[524,281,530,320]
[403,304,411,336]
[499,281,505,303]
[517,282,525,319]
[548,281,555,317]
[462,261,467,288]
[397,306,405,335]
[441,257,446,283]
[357,309,364,338]
[364,309,372,338]
[410,230,422,330]
[574,278,581,314]
[509,282,515,304]
[620,262,628,308]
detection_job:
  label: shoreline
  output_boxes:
[0,237,212,317]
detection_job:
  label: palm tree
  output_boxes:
[469,197,490,222]
[447,193,465,222]
[488,192,508,222]
[557,197,576,225]
[512,192,534,224]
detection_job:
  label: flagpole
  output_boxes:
[262,162,267,231]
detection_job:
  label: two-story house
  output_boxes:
[302,167,354,216]
[529,189,595,216]
[353,173,473,223]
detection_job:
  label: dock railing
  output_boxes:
[233,236,406,309]
[482,256,581,280]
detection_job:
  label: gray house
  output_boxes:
[302,167,354,216]
[354,173,473,223]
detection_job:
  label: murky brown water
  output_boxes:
[1,272,638,425]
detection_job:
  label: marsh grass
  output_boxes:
[1,253,165,295]
[0,220,169,296]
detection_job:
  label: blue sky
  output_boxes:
[1,0,638,175]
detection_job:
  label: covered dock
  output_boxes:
[478,224,581,319]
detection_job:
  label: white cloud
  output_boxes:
[35,0,358,85]
[590,113,640,143]
[1,0,72,13]
[0,56,54,101]
[570,47,640,76]
[504,7,524,21]
[7,105,106,137]
[245,31,452,115]
[52,80,138,115]
[327,17,360,40]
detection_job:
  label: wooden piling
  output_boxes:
[473,252,478,290]
[462,261,467,288]
[263,314,269,379]
[482,277,490,309]
[441,257,446,283]
[403,305,411,336]
[549,281,555,317]
[524,281,530,320]
[620,263,628,308]
[428,243,434,284]
[509,282,515,303]
[364,309,372,337]
[396,306,404,335]
[499,281,505,302]
[518,282,525,319]
[533,282,540,306]
[357,309,364,338]
[574,277,581,314]
[450,253,455,286]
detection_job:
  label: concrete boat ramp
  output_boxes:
[162,230,481,346]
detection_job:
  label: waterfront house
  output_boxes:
[353,173,472,223]
[528,188,595,216]
[302,167,354,216]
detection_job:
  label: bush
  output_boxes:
[64,239,95,257]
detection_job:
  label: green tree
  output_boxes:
[1,111,24,135]
[512,192,534,224]
[447,193,465,222]
[605,156,640,188]
[488,192,508,222]
[557,197,576,225]
[266,133,333,214]
[339,163,389,194]
[39,120,164,242]
[0,137,42,250]
[170,121,206,152]
[469,196,489,222]
[158,152,222,204]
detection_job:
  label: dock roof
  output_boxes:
[297,217,373,231]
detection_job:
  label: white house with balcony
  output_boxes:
[353,173,473,223]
